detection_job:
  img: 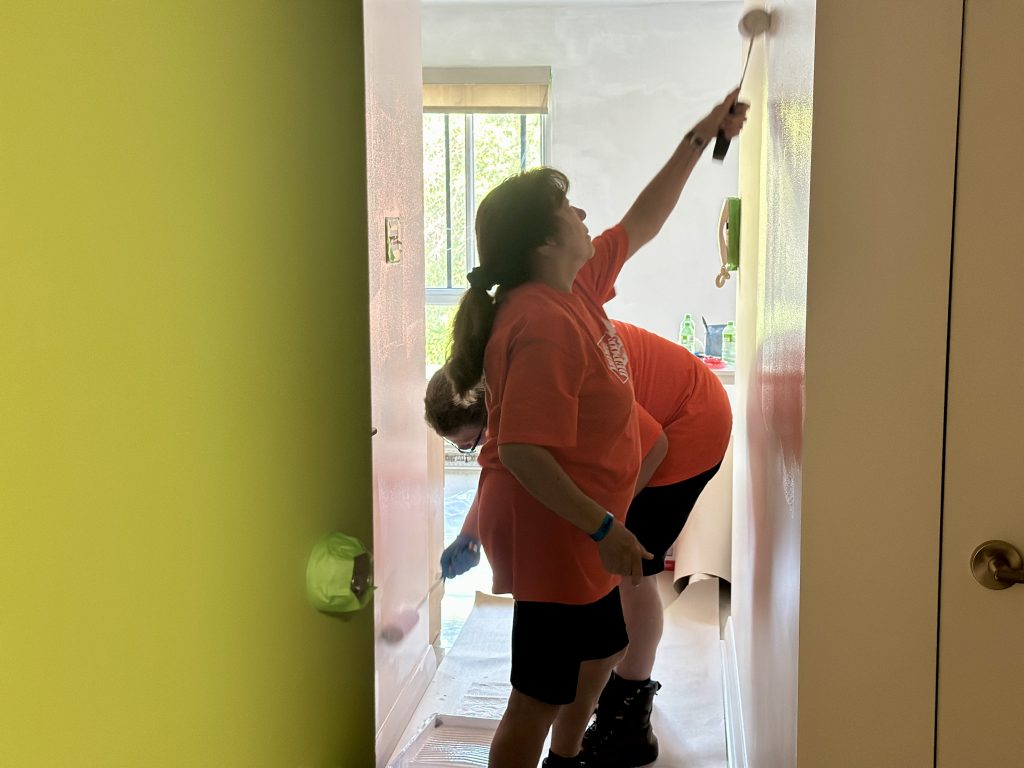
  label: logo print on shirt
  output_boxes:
[598,319,630,383]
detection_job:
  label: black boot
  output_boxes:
[542,749,585,767]
[580,672,662,768]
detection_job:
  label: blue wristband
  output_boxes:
[589,511,615,542]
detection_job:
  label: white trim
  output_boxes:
[542,113,552,166]
[721,616,748,768]
[465,114,476,272]
[425,287,467,306]
[375,644,438,768]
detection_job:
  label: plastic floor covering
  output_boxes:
[388,577,726,767]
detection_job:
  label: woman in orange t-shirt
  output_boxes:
[444,92,747,768]
[579,320,731,764]
[449,174,652,764]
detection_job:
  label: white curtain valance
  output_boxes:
[423,67,551,114]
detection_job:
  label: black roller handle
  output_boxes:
[711,102,739,161]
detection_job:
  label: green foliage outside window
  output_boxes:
[425,304,457,367]
[473,114,543,217]
[423,114,466,289]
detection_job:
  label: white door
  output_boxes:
[937,1,1024,763]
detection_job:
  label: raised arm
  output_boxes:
[620,89,749,258]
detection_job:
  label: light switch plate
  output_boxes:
[385,217,402,263]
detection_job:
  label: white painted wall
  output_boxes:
[422,1,744,342]
[732,0,814,763]
[363,1,439,764]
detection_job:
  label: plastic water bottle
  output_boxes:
[722,321,736,365]
[679,313,696,353]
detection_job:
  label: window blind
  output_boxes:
[423,67,551,114]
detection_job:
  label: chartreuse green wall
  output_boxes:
[0,3,374,765]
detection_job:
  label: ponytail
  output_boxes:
[447,284,496,404]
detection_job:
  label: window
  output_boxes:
[423,68,550,368]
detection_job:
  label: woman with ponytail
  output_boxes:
[443,92,748,768]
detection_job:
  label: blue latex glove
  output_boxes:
[440,533,481,579]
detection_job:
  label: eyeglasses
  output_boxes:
[445,426,485,455]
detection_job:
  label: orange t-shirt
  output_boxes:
[612,320,732,485]
[476,225,641,605]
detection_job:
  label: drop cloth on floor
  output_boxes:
[389,579,725,767]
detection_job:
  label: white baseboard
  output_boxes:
[376,644,438,768]
[721,616,749,768]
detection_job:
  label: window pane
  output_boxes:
[425,111,543,292]
[469,114,545,263]
[423,115,468,289]
[422,114,448,288]
[449,118,467,288]
[425,304,459,367]
[473,114,525,210]
[524,114,544,169]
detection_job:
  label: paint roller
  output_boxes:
[380,607,421,643]
[712,7,773,161]
[379,578,446,643]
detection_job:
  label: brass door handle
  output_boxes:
[971,540,1024,590]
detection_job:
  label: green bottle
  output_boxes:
[679,313,696,353]
[722,321,736,365]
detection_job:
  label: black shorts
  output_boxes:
[625,461,722,577]
[510,587,628,705]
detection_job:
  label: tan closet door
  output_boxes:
[937,1,1024,764]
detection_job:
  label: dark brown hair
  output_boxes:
[424,368,486,436]
[446,168,569,402]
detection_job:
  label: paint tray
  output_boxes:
[388,714,498,767]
